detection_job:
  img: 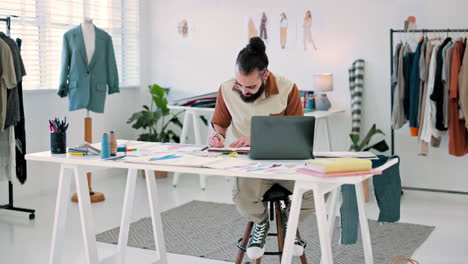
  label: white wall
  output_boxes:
[149,0,468,192]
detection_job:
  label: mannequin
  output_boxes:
[71,17,105,203]
[81,17,95,64]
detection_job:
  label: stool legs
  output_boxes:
[297,230,308,264]
[236,221,253,264]
[275,200,285,263]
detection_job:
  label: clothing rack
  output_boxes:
[390,28,468,196]
[0,16,36,220]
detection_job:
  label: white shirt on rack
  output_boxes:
[420,43,440,143]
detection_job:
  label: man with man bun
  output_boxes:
[208,37,315,260]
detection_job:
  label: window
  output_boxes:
[0,0,140,90]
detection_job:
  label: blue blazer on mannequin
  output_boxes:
[57,25,119,113]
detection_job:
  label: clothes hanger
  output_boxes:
[429,31,441,42]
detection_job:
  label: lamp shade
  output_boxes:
[313,73,334,92]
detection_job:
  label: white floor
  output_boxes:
[1,171,468,264]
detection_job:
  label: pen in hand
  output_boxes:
[210,122,225,147]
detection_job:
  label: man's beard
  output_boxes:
[239,82,265,103]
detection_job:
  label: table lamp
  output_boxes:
[313,73,333,111]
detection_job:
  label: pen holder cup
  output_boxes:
[50,132,67,154]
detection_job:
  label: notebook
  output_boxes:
[207,147,250,154]
[305,157,372,174]
[297,168,381,178]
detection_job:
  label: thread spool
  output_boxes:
[110,131,117,156]
[117,146,127,152]
[101,133,110,158]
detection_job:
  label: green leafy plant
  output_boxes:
[127,84,184,142]
[350,124,389,152]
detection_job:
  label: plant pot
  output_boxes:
[141,170,168,179]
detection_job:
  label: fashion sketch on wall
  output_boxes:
[259,12,268,43]
[303,10,317,51]
[178,19,189,38]
[248,17,258,39]
[279,12,288,49]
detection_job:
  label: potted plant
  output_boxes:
[349,124,389,152]
[127,84,184,178]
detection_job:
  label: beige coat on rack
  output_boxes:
[71,17,105,203]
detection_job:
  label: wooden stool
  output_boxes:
[235,184,307,264]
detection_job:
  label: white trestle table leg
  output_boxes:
[173,109,192,187]
[315,186,333,264]
[74,166,99,264]
[49,165,73,264]
[328,187,339,237]
[191,111,207,190]
[321,186,339,264]
[281,182,305,264]
[325,117,333,151]
[355,182,374,264]
[117,168,138,264]
[145,170,168,264]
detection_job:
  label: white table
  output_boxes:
[168,105,345,189]
[26,141,394,264]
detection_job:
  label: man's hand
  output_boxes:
[208,130,225,148]
[229,137,250,148]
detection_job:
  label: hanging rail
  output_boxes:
[390,28,468,196]
[0,16,36,220]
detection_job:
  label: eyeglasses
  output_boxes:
[234,70,267,91]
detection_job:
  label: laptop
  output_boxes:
[250,116,315,160]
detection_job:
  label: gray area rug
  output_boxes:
[96,201,434,264]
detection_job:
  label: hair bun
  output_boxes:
[247,37,266,54]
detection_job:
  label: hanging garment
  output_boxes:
[420,43,441,155]
[14,38,27,184]
[449,41,468,156]
[392,44,409,129]
[403,45,414,119]
[418,41,434,155]
[459,39,468,130]
[348,59,365,143]
[430,37,452,133]
[391,42,402,114]
[0,32,26,129]
[416,39,428,130]
[58,25,119,113]
[0,127,14,181]
[340,156,402,245]
[408,39,424,136]
[0,38,17,131]
[443,43,455,129]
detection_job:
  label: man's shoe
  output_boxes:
[282,209,307,256]
[247,218,270,260]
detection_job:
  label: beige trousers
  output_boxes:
[232,177,316,224]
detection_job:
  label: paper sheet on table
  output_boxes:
[124,143,208,157]
[313,151,377,159]
[124,152,224,167]
[222,162,303,174]
[202,158,258,169]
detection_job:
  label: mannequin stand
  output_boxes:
[71,113,105,203]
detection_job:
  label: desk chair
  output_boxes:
[235,184,308,264]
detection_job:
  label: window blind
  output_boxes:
[0,0,140,90]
